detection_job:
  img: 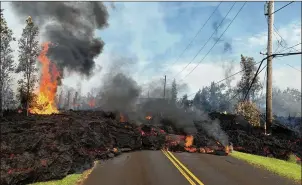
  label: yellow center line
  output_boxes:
[166,150,205,185]
[161,149,196,185]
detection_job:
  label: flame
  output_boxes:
[146,115,152,120]
[184,135,194,147]
[120,113,126,122]
[184,135,196,152]
[30,42,59,115]
[88,98,95,108]
[225,145,230,154]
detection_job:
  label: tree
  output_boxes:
[171,79,177,103]
[16,16,40,116]
[0,9,16,116]
[235,101,261,127]
[237,55,262,101]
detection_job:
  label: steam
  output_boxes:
[10,2,109,77]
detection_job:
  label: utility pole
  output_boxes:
[163,75,166,99]
[266,1,274,135]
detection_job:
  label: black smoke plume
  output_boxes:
[11,2,109,77]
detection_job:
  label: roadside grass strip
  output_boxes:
[30,161,98,185]
[231,151,301,182]
[29,174,82,185]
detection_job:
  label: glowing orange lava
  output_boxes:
[30,42,60,115]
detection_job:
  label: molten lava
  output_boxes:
[30,42,60,115]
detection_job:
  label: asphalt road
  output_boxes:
[82,150,297,185]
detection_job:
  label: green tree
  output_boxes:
[0,9,16,116]
[171,79,177,103]
[16,16,40,116]
[237,55,262,101]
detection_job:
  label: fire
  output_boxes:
[184,135,194,147]
[145,115,152,120]
[184,135,196,152]
[88,98,95,108]
[120,113,126,123]
[30,42,59,115]
[225,145,230,154]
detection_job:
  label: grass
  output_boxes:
[230,151,301,182]
[29,174,82,185]
[29,161,98,185]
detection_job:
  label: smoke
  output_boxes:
[223,42,232,53]
[10,2,109,77]
[97,56,141,114]
[221,60,235,88]
[212,11,232,54]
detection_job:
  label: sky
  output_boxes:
[2,1,301,97]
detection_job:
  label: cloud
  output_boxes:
[163,20,301,96]
[241,21,301,53]
[2,2,300,98]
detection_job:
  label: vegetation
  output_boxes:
[30,174,82,185]
[231,151,301,182]
[235,101,261,127]
[16,16,40,115]
[0,9,16,116]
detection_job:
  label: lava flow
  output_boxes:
[30,42,60,115]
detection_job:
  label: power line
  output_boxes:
[179,2,246,82]
[162,2,223,76]
[279,42,301,53]
[186,51,301,99]
[271,1,294,15]
[214,61,262,84]
[170,2,236,80]
[286,63,301,72]
[243,51,302,101]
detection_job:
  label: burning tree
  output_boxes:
[0,9,16,116]
[16,16,40,116]
[30,42,60,115]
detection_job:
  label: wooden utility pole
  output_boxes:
[163,75,166,99]
[266,1,274,135]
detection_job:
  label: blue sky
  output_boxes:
[91,1,301,96]
[2,1,301,96]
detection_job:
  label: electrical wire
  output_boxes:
[271,1,294,15]
[171,2,236,79]
[162,2,223,76]
[178,2,247,82]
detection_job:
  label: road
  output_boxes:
[82,150,297,185]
